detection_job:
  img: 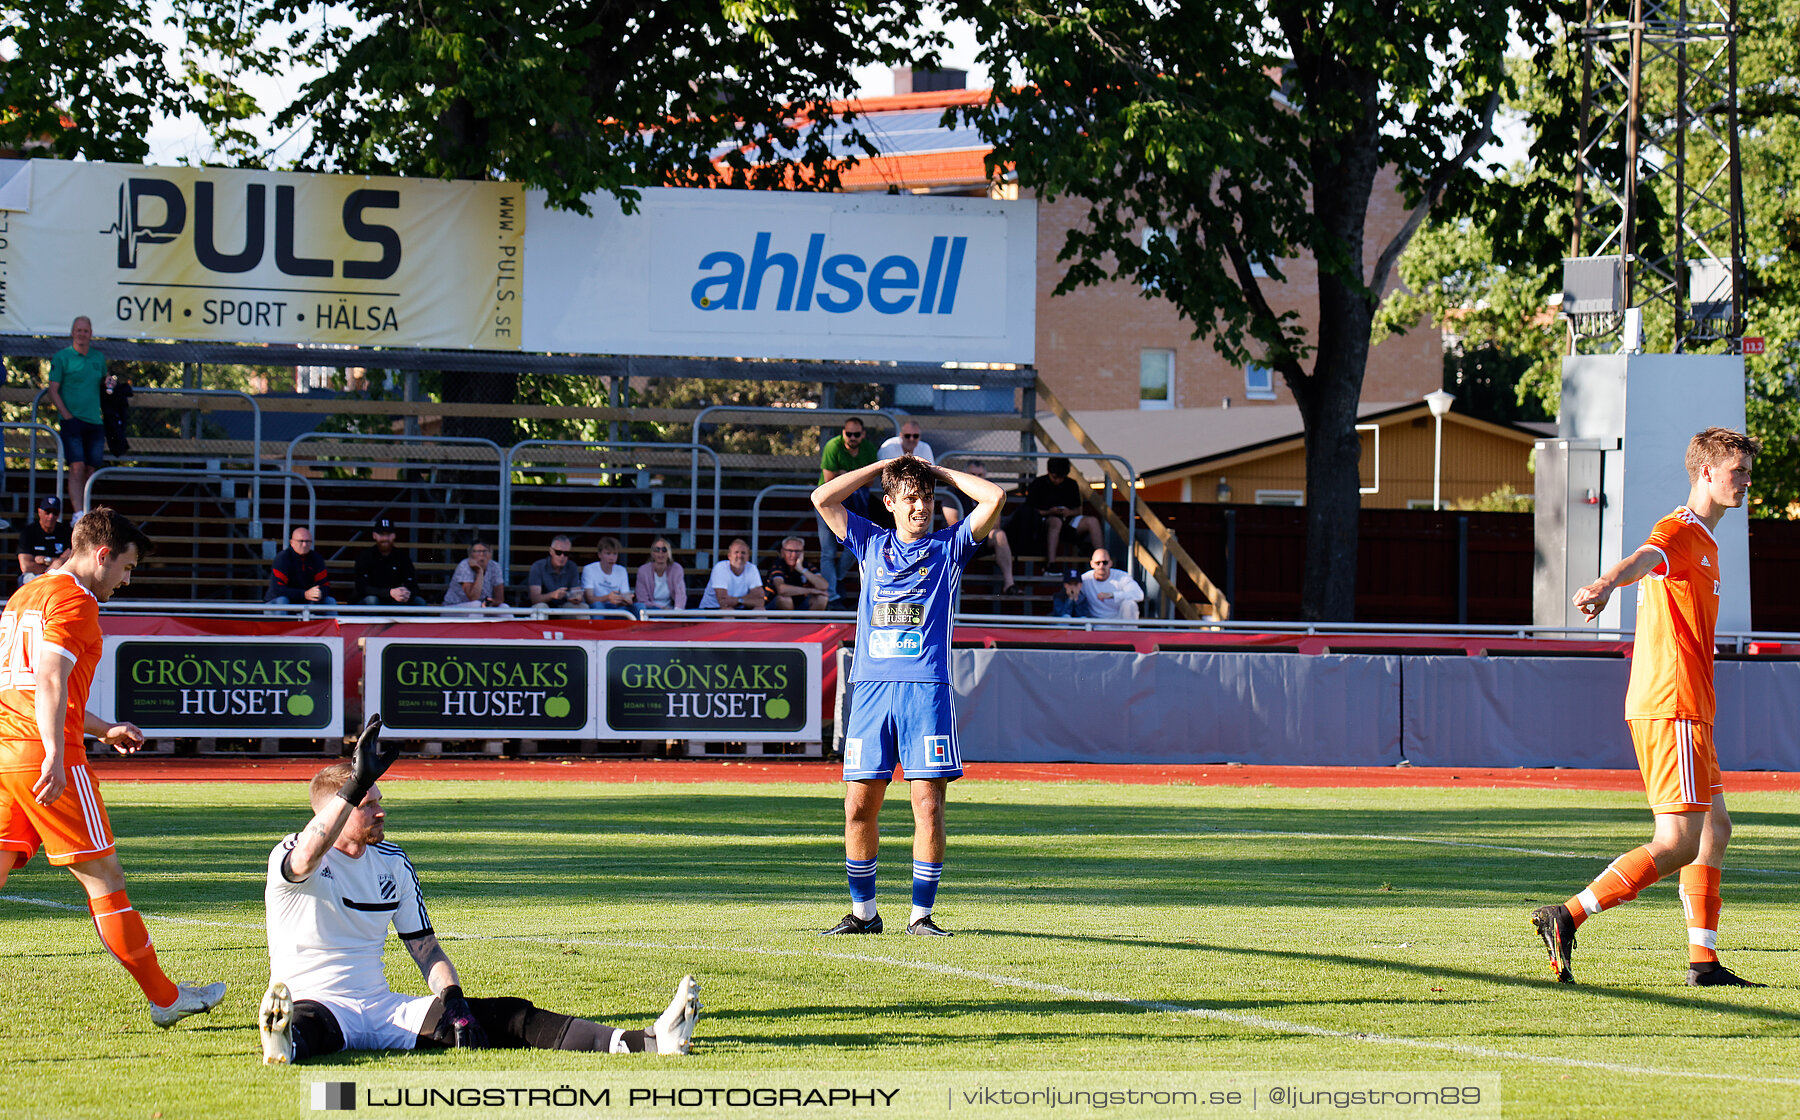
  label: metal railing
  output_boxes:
[84,465,318,551]
[284,431,505,542]
[938,450,1140,584]
[503,440,724,572]
[37,386,265,532]
[1,422,66,513]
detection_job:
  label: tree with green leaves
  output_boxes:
[1388,1,1800,516]
[956,2,1555,619]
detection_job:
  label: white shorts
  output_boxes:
[301,989,436,1051]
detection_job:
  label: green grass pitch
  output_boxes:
[1,778,1796,1119]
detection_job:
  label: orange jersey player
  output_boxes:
[0,508,226,1026]
[1532,426,1763,988]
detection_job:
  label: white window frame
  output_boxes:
[1356,422,1380,495]
[1140,227,1168,291]
[1244,362,1277,400]
[1139,348,1175,410]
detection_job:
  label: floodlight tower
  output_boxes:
[1561,0,1746,353]
[1540,1,1752,637]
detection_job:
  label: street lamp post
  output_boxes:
[1424,390,1455,510]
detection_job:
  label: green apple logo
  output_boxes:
[287,694,315,717]
[544,696,571,719]
[765,697,790,720]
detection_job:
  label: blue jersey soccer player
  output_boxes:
[812,454,1006,937]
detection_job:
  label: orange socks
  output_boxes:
[88,890,179,1007]
[1565,846,1661,927]
[1678,864,1723,965]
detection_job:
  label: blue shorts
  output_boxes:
[842,680,963,781]
[60,416,105,467]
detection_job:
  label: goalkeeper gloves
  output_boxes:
[337,713,398,807]
[440,986,489,1048]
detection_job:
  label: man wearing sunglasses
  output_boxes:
[817,416,879,608]
[527,534,583,610]
[877,421,935,465]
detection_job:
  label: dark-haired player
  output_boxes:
[0,508,227,1026]
[812,455,1005,936]
[1532,426,1764,987]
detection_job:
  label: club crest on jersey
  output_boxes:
[868,629,924,658]
[379,875,397,901]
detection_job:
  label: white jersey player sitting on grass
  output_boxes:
[811,453,1006,937]
[258,714,700,1063]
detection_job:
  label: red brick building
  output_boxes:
[829,83,1443,415]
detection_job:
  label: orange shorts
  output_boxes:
[1628,718,1721,815]
[0,764,116,867]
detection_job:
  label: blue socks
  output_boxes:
[847,858,877,920]
[911,859,943,923]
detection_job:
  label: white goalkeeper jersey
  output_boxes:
[265,835,433,1002]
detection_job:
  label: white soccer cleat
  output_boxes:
[259,980,294,1064]
[653,975,701,1055]
[150,979,227,1029]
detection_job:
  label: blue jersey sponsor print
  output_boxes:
[842,511,976,684]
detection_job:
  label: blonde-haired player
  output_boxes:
[0,508,226,1024]
[1532,427,1764,987]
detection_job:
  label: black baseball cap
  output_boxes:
[372,516,396,531]
[1062,568,1082,582]
[36,496,60,513]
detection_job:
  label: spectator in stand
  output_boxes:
[527,534,583,611]
[581,536,637,617]
[634,536,686,612]
[1081,549,1144,620]
[353,517,422,607]
[817,416,878,607]
[17,496,70,586]
[1006,456,1103,571]
[1050,569,1092,618]
[764,536,829,611]
[46,316,106,519]
[943,460,1021,595]
[443,539,505,610]
[698,538,766,612]
[877,421,934,464]
[267,527,335,609]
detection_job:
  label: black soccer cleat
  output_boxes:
[821,912,882,935]
[907,915,953,937]
[1686,962,1765,988]
[1531,904,1577,983]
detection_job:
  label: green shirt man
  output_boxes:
[818,423,878,484]
[49,331,106,425]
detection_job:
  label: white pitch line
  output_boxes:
[8,874,1799,1089]
[1173,828,1800,877]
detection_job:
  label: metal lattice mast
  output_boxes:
[1565,0,1744,352]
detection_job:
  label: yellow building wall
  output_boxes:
[1142,414,1537,509]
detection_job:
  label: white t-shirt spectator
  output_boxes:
[699,561,763,609]
[1080,568,1145,619]
[581,560,632,608]
[878,435,935,463]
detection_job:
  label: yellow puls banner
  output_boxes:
[0,161,523,350]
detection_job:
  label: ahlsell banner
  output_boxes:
[597,641,819,742]
[95,636,342,737]
[0,161,522,349]
[365,638,594,738]
[523,188,1036,363]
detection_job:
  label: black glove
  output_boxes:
[337,713,398,807]
[440,986,489,1048]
